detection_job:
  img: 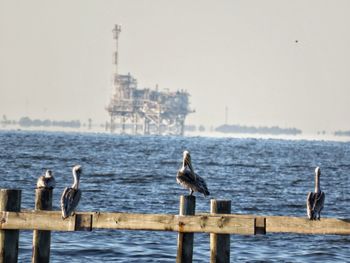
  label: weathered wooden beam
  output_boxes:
[93,212,175,231]
[198,213,267,234]
[0,211,76,231]
[32,188,53,263]
[0,211,255,234]
[93,212,254,235]
[0,189,21,263]
[266,216,350,235]
[6,211,349,235]
[210,200,231,263]
[176,195,195,263]
[198,213,350,235]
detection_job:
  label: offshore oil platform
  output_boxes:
[106,25,193,135]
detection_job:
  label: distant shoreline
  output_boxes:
[215,124,302,136]
[187,131,350,143]
[1,125,349,143]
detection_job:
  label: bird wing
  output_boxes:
[306,192,314,219]
[195,174,210,196]
[60,187,69,218]
[313,191,325,213]
[177,168,196,185]
[60,187,82,218]
[47,177,56,189]
[36,176,45,188]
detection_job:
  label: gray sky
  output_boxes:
[1,0,349,133]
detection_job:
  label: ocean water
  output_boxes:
[1,130,350,262]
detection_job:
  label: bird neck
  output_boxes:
[315,174,320,193]
[182,159,186,171]
[72,171,80,189]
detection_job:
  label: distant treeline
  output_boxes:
[184,125,206,132]
[18,117,81,128]
[334,130,350,137]
[215,124,302,135]
[0,115,16,125]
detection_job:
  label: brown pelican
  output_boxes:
[306,167,325,220]
[36,169,56,189]
[60,165,82,219]
[176,150,210,196]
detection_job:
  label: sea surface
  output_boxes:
[1,130,350,262]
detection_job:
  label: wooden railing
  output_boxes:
[0,210,255,234]
[1,189,350,263]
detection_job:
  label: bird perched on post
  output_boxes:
[306,167,325,220]
[176,150,210,197]
[36,169,56,189]
[60,165,82,219]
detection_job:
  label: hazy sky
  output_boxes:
[1,0,349,133]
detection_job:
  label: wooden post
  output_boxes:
[176,195,195,263]
[0,189,21,263]
[210,200,231,263]
[32,188,53,263]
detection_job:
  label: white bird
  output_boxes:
[60,165,82,219]
[36,169,56,189]
[306,167,325,220]
[176,150,210,196]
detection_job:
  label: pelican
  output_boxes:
[176,150,210,196]
[36,169,56,189]
[60,165,82,219]
[306,167,325,220]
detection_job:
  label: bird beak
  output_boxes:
[186,156,194,173]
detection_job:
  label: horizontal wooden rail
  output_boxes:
[1,211,77,231]
[1,211,350,235]
[0,211,254,235]
[199,213,350,235]
[266,216,350,235]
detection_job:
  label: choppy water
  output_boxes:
[1,130,350,262]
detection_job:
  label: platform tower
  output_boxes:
[110,24,122,132]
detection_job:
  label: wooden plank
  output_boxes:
[0,211,254,234]
[198,213,266,235]
[210,200,231,263]
[266,216,350,235]
[199,213,350,235]
[0,189,21,263]
[0,211,75,231]
[93,212,176,231]
[178,214,253,234]
[11,210,350,235]
[32,188,53,263]
[176,195,195,263]
[93,212,255,235]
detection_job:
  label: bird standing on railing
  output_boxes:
[60,165,82,219]
[306,167,325,220]
[176,150,210,197]
[36,169,56,189]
